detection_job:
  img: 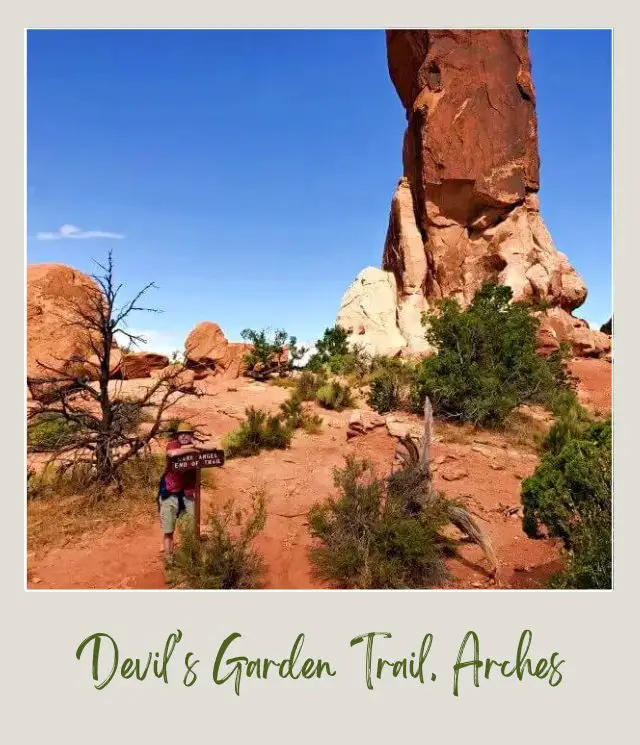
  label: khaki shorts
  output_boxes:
[159,495,195,535]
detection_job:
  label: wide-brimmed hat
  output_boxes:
[167,423,195,435]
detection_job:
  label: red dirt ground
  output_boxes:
[26,358,612,591]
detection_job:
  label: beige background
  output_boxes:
[3,3,635,742]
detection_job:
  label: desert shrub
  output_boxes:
[241,328,306,380]
[327,355,350,375]
[367,357,416,414]
[280,393,323,434]
[270,377,298,390]
[306,326,373,382]
[547,503,612,589]
[543,391,594,455]
[27,452,165,503]
[168,491,267,589]
[316,380,355,411]
[308,457,450,588]
[27,462,96,501]
[301,413,323,435]
[521,413,611,589]
[368,375,401,414]
[27,413,83,452]
[223,407,293,458]
[522,417,611,544]
[280,393,305,427]
[341,345,372,379]
[118,451,166,492]
[410,283,571,427]
[306,326,350,372]
[295,370,325,401]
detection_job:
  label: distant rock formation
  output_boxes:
[28,264,170,391]
[27,264,101,386]
[600,317,612,335]
[184,322,251,379]
[336,268,409,357]
[337,30,609,359]
[121,352,169,380]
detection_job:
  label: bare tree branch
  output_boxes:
[28,250,200,490]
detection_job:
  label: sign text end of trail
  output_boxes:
[170,449,225,471]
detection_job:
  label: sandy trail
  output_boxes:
[27,359,611,590]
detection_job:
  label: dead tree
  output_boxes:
[27,251,202,487]
[390,395,498,577]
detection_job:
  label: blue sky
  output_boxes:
[27,30,612,353]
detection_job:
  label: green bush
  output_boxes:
[223,407,293,458]
[308,457,450,588]
[295,370,325,401]
[301,412,323,435]
[270,377,298,390]
[306,326,373,382]
[241,328,306,379]
[521,412,611,589]
[168,492,266,589]
[280,393,323,434]
[410,283,571,427]
[316,380,355,411]
[27,413,83,452]
[368,375,401,414]
[367,357,416,414]
[306,326,350,372]
[543,391,594,455]
[547,504,612,589]
[522,417,611,544]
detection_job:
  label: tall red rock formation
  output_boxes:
[338,30,610,358]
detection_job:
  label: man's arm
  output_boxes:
[166,444,199,458]
[166,441,218,458]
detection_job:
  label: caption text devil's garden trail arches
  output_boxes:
[74,629,565,696]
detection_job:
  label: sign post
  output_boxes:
[195,469,202,540]
[169,449,225,540]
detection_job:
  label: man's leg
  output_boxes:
[159,496,179,559]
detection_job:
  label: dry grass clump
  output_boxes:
[27,453,168,552]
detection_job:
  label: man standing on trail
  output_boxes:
[159,424,201,560]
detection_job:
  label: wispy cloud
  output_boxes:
[36,223,124,241]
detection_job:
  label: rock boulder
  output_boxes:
[27,264,102,394]
[184,322,251,379]
[121,352,169,380]
[337,31,607,359]
[336,267,409,357]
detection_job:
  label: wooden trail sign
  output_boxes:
[170,449,225,471]
[169,448,225,539]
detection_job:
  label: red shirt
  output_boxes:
[165,440,198,497]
